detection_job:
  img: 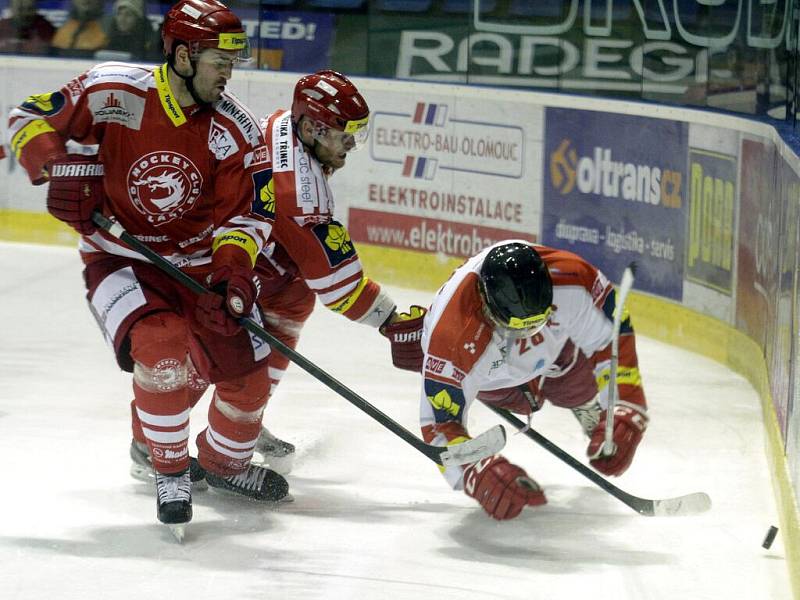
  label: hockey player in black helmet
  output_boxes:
[417,240,649,520]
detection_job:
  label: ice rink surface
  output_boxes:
[0,242,792,600]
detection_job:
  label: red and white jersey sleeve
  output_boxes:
[8,62,272,267]
[254,110,395,327]
[420,240,645,489]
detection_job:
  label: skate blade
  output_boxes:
[167,523,186,543]
[130,462,155,482]
[208,487,294,504]
[252,451,294,475]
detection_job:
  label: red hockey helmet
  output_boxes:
[162,0,250,61]
[292,70,370,150]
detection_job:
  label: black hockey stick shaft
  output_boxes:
[92,212,486,466]
[487,405,694,516]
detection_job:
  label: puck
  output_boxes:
[762,525,779,549]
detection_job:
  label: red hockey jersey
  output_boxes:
[252,109,395,327]
[8,62,273,267]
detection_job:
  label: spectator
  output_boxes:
[103,0,161,61]
[51,0,108,58]
[0,0,56,55]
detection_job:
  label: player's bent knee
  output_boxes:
[130,312,189,393]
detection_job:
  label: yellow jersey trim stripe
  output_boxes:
[154,64,186,127]
[11,120,56,158]
[212,231,259,267]
[327,276,369,314]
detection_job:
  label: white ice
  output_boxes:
[0,242,792,600]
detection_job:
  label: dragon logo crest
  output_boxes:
[128,152,203,225]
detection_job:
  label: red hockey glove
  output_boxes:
[463,455,546,520]
[477,381,543,415]
[379,305,426,372]
[195,244,260,336]
[46,156,106,235]
[587,401,648,476]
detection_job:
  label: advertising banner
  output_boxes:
[541,108,687,299]
[362,1,790,106]
[686,149,736,295]
[339,93,543,258]
[767,153,800,435]
[248,10,334,73]
[736,138,780,353]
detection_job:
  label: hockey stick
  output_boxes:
[487,405,711,516]
[92,212,505,467]
[603,262,637,456]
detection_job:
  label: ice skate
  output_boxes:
[206,463,292,503]
[571,397,602,437]
[155,469,192,543]
[252,426,295,475]
[130,440,207,490]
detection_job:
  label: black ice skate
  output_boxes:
[252,427,295,475]
[130,440,207,490]
[155,469,192,542]
[205,463,292,503]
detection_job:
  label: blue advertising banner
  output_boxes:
[251,10,334,73]
[542,108,687,300]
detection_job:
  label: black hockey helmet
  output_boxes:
[478,242,553,338]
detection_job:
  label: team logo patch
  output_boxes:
[88,90,145,129]
[152,358,183,392]
[272,111,294,172]
[312,221,356,267]
[128,152,203,225]
[245,145,270,169]
[208,120,239,160]
[66,78,84,101]
[251,169,275,218]
[22,92,65,116]
[424,380,466,419]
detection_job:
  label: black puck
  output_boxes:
[762,525,779,549]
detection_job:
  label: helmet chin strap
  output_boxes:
[168,47,208,106]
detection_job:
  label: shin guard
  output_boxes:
[130,312,191,474]
[196,366,269,476]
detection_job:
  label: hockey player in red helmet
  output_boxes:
[246,70,427,465]
[9,0,287,539]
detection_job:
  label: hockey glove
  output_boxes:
[587,401,648,476]
[195,243,260,336]
[463,455,546,520]
[46,156,106,235]
[476,381,543,415]
[379,305,426,372]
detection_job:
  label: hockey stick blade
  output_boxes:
[92,212,505,468]
[649,492,712,517]
[488,405,711,517]
[439,425,506,467]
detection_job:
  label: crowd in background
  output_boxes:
[0,0,162,60]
